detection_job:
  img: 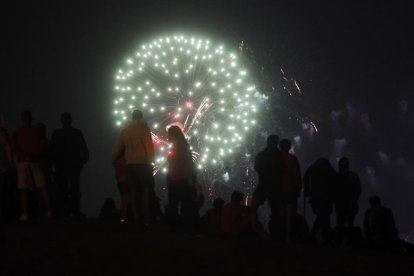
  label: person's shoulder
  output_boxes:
[256,149,268,157]
[14,124,30,134]
[383,206,394,214]
[285,152,296,160]
[70,126,83,134]
[350,171,360,178]
[275,149,284,157]
[51,128,64,138]
[222,202,232,209]
[14,125,23,133]
[121,123,133,133]
[137,119,150,130]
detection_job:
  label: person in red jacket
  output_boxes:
[13,111,51,221]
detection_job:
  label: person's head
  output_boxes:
[279,138,292,153]
[21,110,32,124]
[61,112,72,126]
[266,134,279,148]
[338,157,350,173]
[369,196,381,207]
[213,198,224,209]
[231,191,244,203]
[132,109,143,120]
[167,125,186,145]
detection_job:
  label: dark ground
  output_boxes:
[0,220,413,275]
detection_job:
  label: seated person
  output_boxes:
[364,196,398,242]
[221,191,250,236]
[202,197,224,236]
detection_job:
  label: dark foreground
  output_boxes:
[1,220,413,275]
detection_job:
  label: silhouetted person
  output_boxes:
[252,134,283,239]
[0,125,14,218]
[31,123,54,217]
[334,157,361,228]
[202,197,224,236]
[99,197,119,221]
[113,157,129,223]
[364,196,414,255]
[13,111,51,221]
[304,158,336,244]
[221,191,250,237]
[50,112,89,219]
[113,109,154,225]
[164,125,198,233]
[364,196,398,246]
[194,183,205,232]
[279,138,302,241]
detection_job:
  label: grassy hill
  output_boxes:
[1,220,413,275]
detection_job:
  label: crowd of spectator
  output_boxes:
[1,109,412,256]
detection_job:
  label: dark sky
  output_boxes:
[3,1,413,232]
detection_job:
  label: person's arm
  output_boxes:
[1,128,13,165]
[294,156,302,195]
[303,166,312,198]
[254,152,261,173]
[48,130,59,166]
[386,208,399,238]
[12,130,23,161]
[79,130,89,165]
[112,133,125,165]
[363,210,371,238]
[355,173,362,199]
[144,129,154,164]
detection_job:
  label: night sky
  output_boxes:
[3,1,413,234]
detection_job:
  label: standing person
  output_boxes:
[112,109,154,225]
[251,134,284,239]
[279,138,302,241]
[334,157,361,228]
[33,123,54,217]
[13,111,51,221]
[303,158,336,244]
[164,125,198,233]
[50,112,89,219]
[113,156,129,223]
[0,125,14,218]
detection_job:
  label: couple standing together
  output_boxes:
[112,110,197,226]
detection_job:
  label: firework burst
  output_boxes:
[113,34,261,174]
